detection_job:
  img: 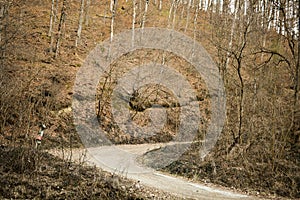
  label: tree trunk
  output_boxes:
[193,1,199,49]
[110,0,117,42]
[49,0,58,53]
[225,0,239,70]
[172,0,178,29]
[184,0,192,32]
[55,0,67,58]
[48,0,55,37]
[85,0,91,26]
[75,0,85,47]
[132,0,136,47]
[159,0,162,10]
[110,0,114,12]
[141,0,149,30]
[168,0,175,28]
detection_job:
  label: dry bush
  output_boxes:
[0,146,178,199]
[96,49,210,145]
[163,7,300,198]
[1,0,298,198]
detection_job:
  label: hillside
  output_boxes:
[0,0,299,199]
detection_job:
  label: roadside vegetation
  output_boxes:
[0,0,299,199]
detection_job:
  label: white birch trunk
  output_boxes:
[159,0,162,10]
[243,0,247,15]
[274,1,280,33]
[85,0,91,26]
[50,0,58,53]
[172,1,178,30]
[268,1,274,30]
[185,0,192,32]
[139,0,142,12]
[48,0,55,37]
[168,0,176,28]
[204,0,208,11]
[181,2,185,20]
[75,0,85,47]
[219,0,223,13]
[110,0,117,42]
[225,0,239,69]
[132,0,136,47]
[110,0,114,12]
[208,0,212,11]
[141,0,149,30]
[198,0,202,10]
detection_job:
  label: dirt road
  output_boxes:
[50,143,260,200]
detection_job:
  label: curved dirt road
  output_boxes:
[50,143,260,200]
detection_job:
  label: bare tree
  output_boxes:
[49,0,58,53]
[110,0,114,12]
[48,0,55,37]
[170,0,179,29]
[258,0,299,111]
[184,0,192,32]
[168,0,176,28]
[132,0,136,47]
[192,0,200,51]
[55,0,68,58]
[211,0,262,153]
[141,0,149,30]
[110,0,117,42]
[75,0,85,47]
[0,0,24,60]
[225,0,239,71]
[159,0,162,10]
[85,0,91,26]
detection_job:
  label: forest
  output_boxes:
[0,0,299,199]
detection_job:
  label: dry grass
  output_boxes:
[0,146,178,199]
[0,0,299,199]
